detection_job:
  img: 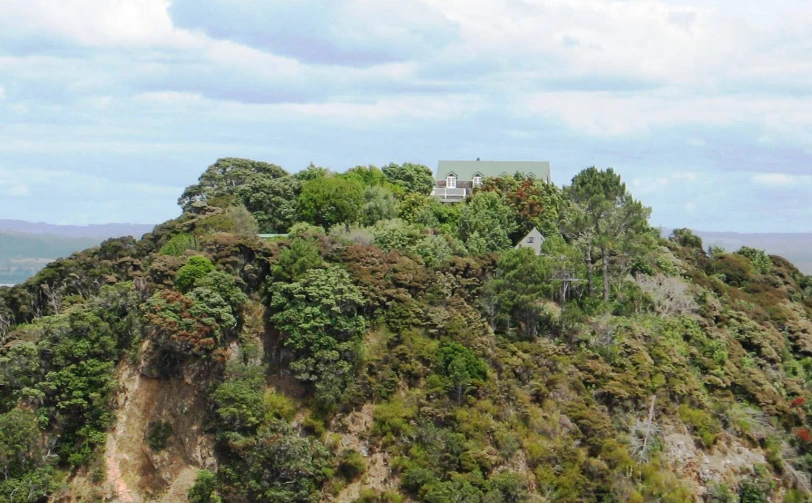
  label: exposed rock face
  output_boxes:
[57,359,216,503]
[664,427,769,498]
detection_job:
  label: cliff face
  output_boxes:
[56,352,216,503]
[2,164,812,503]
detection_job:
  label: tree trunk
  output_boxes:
[601,247,610,301]
[586,246,594,296]
[642,395,657,452]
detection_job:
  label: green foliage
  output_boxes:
[188,469,221,503]
[738,465,773,503]
[6,160,812,503]
[563,166,652,301]
[236,175,301,233]
[271,238,323,282]
[712,253,754,287]
[159,232,198,256]
[264,390,296,422]
[337,449,367,481]
[341,165,390,187]
[373,219,423,252]
[193,270,248,314]
[381,162,435,195]
[210,360,267,434]
[298,176,365,228]
[437,342,488,402]
[482,247,554,339]
[399,193,461,233]
[0,408,59,501]
[217,420,332,502]
[175,255,216,292]
[373,399,418,438]
[196,205,259,236]
[737,246,773,274]
[145,288,235,359]
[411,234,454,268]
[670,228,703,249]
[678,404,720,448]
[267,265,366,408]
[479,174,565,238]
[9,310,122,467]
[457,191,517,253]
[362,185,400,226]
[358,489,405,503]
[294,162,330,181]
[706,482,737,503]
[146,421,173,451]
[179,157,288,210]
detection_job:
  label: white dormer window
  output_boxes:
[446,175,457,188]
[473,175,483,187]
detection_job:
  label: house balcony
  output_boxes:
[431,187,467,202]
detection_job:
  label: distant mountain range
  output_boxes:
[661,228,812,274]
[0,219,154,239]
[0,220,155,285]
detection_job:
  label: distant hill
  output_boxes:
[0,221,155,284]
[0,219,154,238]
[661,228,812,274]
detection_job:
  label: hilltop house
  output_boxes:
[430,159,552,202]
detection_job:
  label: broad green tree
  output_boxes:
[479,174,565,239]
[382,162,435,195]
[179,158,288,211]
[437,342,488,402]
[457,192,517,254]
[271,238,324,282]
[297,176,365,229]
[175,256,216,292]
[235,175,301,233]
[563,167,651,301]
[482,247,553,338]
[267,265,366,408]
[361,185,399,226]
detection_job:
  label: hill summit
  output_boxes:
[2,158,812,503]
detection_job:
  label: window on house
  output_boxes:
[527,237,534,243]
[446,175,456,188]
[473,176,482,187]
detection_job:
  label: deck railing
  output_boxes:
[430,187,467,201]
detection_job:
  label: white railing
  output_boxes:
[431,187,467,200]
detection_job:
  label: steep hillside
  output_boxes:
[2,159,812,503]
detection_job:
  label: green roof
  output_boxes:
[437,160,552,183]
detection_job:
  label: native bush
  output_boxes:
[267,265,366,409]
[175,255,216,292]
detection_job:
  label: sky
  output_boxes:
[1,0,811,232]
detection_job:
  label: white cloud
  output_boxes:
[751,173,812,186]
[2,0,812,232]
[0,182,30,197]
[631,176,670,195]
[524,90,812,137]
[672,171,698,182]
[0,0,200,49]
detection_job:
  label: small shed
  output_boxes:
[515,228,545,255]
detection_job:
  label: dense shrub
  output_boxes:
[175,255,216,291]
[146,421,173,451]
